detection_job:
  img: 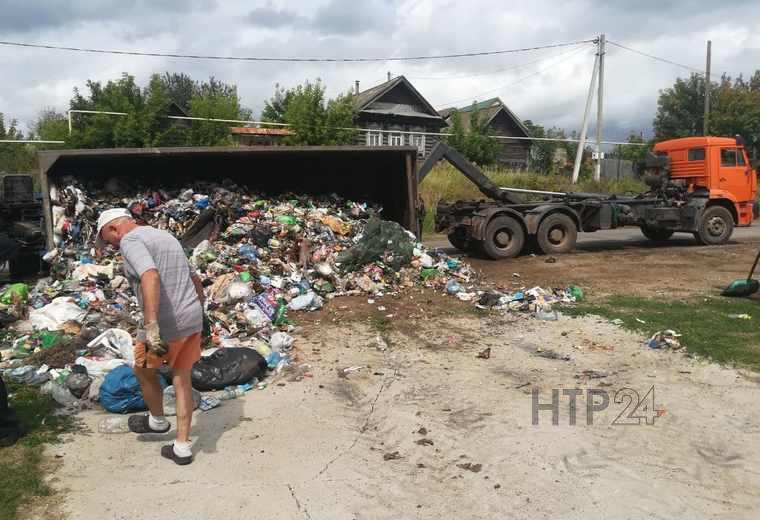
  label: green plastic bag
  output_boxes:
[420,268,440,281]
[568,285,584,301]
[0,283,29,305]
[277,215,297,226]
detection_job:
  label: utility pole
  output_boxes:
[703,40,711,136]
[594,34,605,182]
[572,47,600,184]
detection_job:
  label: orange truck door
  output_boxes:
[717,147,753,202]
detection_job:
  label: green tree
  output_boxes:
[66,73,251,148]
[187,77,251,146]
[262,80,356,145]
[444,104,499,166]
[654,71,760,159]
[34,108,69,143]
[161,72,196,112]
[614,132,649,164]
[0,113,36,173]
[653,74,708,139]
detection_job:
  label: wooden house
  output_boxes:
[354,76,446,158]
[440,98,532,168]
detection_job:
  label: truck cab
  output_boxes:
[653,136,757,226]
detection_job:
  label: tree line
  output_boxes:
[2,69,759,174]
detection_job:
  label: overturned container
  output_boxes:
[38,145,421,250]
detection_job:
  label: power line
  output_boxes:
[0,38,595,63]
[607,40,704,74]
[435,45,591,108]
[405,44,591,80]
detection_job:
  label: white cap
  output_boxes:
[95,208,131,249]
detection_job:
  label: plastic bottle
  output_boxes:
[266,351,282,368]
[98,416,131,434]
[220,383,254,400]
[535,308,560,321]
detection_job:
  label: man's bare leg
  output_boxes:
[133,365,164,417]
[172,369,193,443]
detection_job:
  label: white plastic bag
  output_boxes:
[86,328,134,365]
[29,297,87,331]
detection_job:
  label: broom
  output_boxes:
[722,248,760,297]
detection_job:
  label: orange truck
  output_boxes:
[650,136,757,241]
[423,137,757,259]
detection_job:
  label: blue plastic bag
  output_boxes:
[100,365,166,414]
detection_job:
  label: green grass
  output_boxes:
[0,382,73,520]
[420,163,646,234]
[563,295,760,369]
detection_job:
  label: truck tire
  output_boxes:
[447,230,468,251]
[694,206,734,245]
[536,213,578,255]
[482,215,525,259]
[640,225,673,241]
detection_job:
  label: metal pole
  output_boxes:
[68,110,72,135]
[703,40,711,136]
[572,51,600,184]
[594,34,606,182]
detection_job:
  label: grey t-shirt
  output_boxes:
[120,225,202,342]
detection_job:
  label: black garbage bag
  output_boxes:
[337,217,414,272]
[191,348,267,391]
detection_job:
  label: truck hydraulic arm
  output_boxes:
[417,142,522,204]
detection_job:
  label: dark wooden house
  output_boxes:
[354,76,446,158]
[440,98,532,168]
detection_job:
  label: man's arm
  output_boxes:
[191,273,205,305]
[140,269,161,325]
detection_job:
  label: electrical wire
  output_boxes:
[0,38,595,63]
[607,40,704,74]
[405,43,591,80]
[435,45,591,109]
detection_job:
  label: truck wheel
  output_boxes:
[447,230,468,251]
[694,206,734,245]
[536,213,577,254]
[482,216,525,259]
[640,225,673,241]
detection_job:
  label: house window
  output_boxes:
[389,133,403,146]
[411,134,426,157]
[365,131,382,146]
[687,148,705,161]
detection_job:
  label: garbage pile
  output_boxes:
[1,176,583,416]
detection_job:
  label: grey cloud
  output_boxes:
[247,0,397,35]
[312,0,397,35]
[248,5,310,28]
[0,0,216,32]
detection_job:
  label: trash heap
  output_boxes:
[1,176,582,415]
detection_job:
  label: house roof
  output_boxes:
[440,97,532,139]
[355,75,443,122]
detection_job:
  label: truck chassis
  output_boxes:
[419,143,735,259]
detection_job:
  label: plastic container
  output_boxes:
[98,416,131,434]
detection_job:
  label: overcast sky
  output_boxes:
[1,0,759,144]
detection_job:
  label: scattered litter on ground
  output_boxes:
[728,313,751,320]
[1,176,584,419]
[535,348,573,361]
[457,462,482,473]
[383,451,402,461]
[476,347,491,359]
[647,330,683,350]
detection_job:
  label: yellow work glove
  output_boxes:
[145,321,169,357]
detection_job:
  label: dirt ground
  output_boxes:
[36,277,760,519]
[465,234,760,300]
